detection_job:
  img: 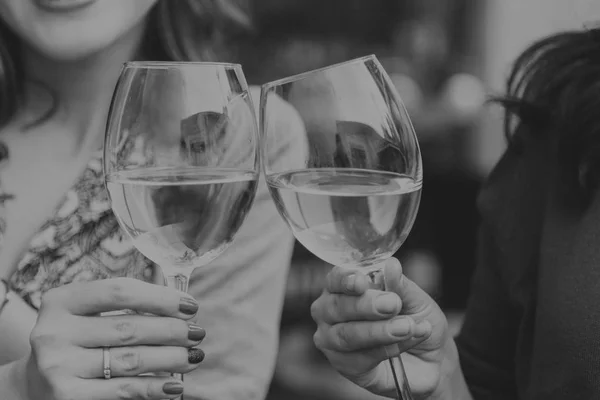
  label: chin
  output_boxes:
[26,34,120,62]
[0,0,155,62]
[20,14,148,63]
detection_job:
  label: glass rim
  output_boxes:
[122,61,243,70]
[261,54,377,90]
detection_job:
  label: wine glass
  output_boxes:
[103,62,259,395]
[260,55,422,400]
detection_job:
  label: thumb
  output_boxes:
[383,258,432,315]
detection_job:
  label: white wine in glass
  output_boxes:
[260,55,422,400]
[104,62,259,398]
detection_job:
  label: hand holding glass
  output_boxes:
[103,62,259,398]
[260,55,422,400]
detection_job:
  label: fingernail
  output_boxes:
[389,318,412,338]
[188,324,206,342]
[414,321,431,338]
[342,274,356,291]
[188,348,205,364]
[375,293,400,315]
[179,297,199,315]
[163,381,184,395]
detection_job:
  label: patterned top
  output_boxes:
[4,88,309,399]
[10,151,154,309]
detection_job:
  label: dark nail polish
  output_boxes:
[188,325,206,342]
[188,348,205,364]
[163,382,184,395]
[179,297,199,315]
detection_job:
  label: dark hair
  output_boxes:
[0,0,252,129]
[499,28,600,209]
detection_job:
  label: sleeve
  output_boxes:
[455,135,549,399]
[183,86,308,400]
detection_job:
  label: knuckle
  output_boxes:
[29,326,58,354]
[313,330,325,350]
[334,324,354,351]
[116,381,145,400]
[352,295,365,316]
[116,350,143,373]
[328,295,342,321]
[108,279,129,304]
[360,293,377,315]
[310,298,322,321]
[114,320,138,345]
[370,323,385,342]
[145,381,155,400]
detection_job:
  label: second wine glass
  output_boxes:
[103,62,260,397]
[260,55,422,400]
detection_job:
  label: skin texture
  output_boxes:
[311,258,473,400]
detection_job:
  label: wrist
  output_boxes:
[0,356,32,400]
[430,339,473,400]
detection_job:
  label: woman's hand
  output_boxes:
[311,258,460,400]
[26,278,206,400]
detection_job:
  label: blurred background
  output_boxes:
[228,1,591,398]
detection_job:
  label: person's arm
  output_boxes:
[183,88,307,400]
[455,133,548,399]
[436,339,474,400]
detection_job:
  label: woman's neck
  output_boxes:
[21,20,147,147]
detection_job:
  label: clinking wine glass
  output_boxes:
[103,62,260,397]
[260,55,422,400]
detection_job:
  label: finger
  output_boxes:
[385,321,433,358]
[44,278,199,318]
[311,289,401,325]
[74,315,206,348]
[66,377,186,400]
[315,316,431,352]
[383,258,433,315]
[325,266,369,295]
[80,346,205,378]
[330,326,432,387]
[380,321,433,358]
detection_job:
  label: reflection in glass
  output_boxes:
[261,55,422,400]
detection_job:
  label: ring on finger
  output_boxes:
[103,347,111,380]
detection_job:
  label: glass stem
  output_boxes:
[166,273,190,294]
[366,268,414,400]
[164,272,192,400]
